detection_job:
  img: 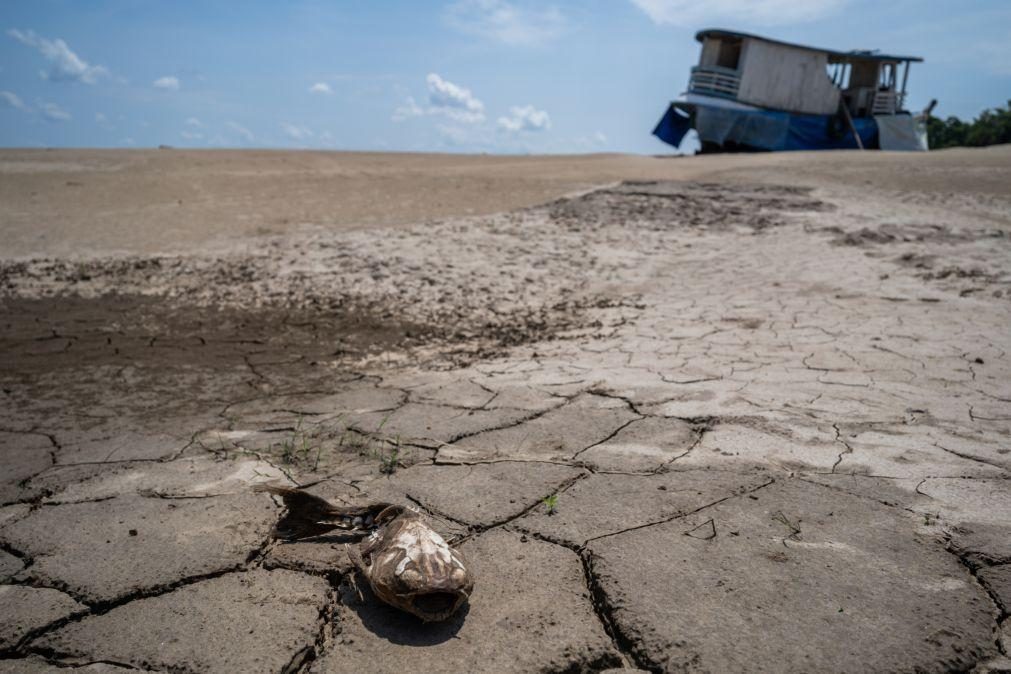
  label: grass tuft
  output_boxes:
[542,493,559,515]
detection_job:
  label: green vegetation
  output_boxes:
[252,412,408,475]
[279,416,322,470]
[337,416,405,475]
[377,443,400,475]
[542,493,559,515]
[927,101,1011,149]
[210,408,414,476]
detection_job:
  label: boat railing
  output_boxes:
[871,90,903,115]
[688,66,741,99]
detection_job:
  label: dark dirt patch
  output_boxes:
[549,181,832,232]
[0,294,433,375]
[823,221,1011,300]
[827,223,1007,248]
[0,291,629,376]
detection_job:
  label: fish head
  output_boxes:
[366,514,474,622]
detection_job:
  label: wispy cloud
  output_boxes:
[40,101,71,122]
[8,29,109,83]
[446,0,567,46]
[572,130,609,150]
[153,76,180,91]
[281,122,312,141]
[628,0,846,26]
[308,82,332,94]
[497,104,551,132]
[180,130,203,140]
[226,120,254,142]
[185,117,203,127]
[438,124,475,147]
[434,123,502,151]
[1,90,30,112]
[392,95,425,122]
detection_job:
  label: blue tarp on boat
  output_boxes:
[653,103,879,151]
[653,105,695,148]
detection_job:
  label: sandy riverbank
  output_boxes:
[2,145,1009,258]
[1,146,1009,673]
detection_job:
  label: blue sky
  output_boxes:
[1,0,1008,153]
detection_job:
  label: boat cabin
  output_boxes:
[688,29,922,118]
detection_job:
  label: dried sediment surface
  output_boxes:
[1,147,1010,672]
[1,181,826,367]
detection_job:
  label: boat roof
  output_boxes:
[696,28,924,63]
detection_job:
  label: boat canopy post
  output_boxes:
[900,61,910,109]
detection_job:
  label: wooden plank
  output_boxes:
[840,103,865,150]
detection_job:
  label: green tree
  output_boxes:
[928,101,1011,149]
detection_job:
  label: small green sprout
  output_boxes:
[379,446,399,475]
[276,415,321,468]
[378,434,402,475]
[543,493,559,515]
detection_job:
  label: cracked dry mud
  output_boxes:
[1,148,1010,673]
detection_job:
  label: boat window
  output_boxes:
[827,62,849,87]
[716,40,742,70]
[878,63,896,90]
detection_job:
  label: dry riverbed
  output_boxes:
[1,147,1010,673]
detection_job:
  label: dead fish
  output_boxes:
[255,485,474,622]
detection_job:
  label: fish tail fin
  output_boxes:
[254,483,347,540]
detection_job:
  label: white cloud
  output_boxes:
[309,82,332,94]
[393,74,487,124]
[185,117,203,127]
[180,130,203,140]
[153,76,180,91]
[426,73,485,122]
[281,122,312,141]
[119,137,135,146]
[497,104,551,132]
[226,120,254,142]
[40,101,71,122]
[95,112,107,123]
[1,90,29,112]
[7,29,108,84]
[628,0,846,26]
[446,0,567,45]
[438,124,473,146]
[572,130,609,151]
[392,95,425,122]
